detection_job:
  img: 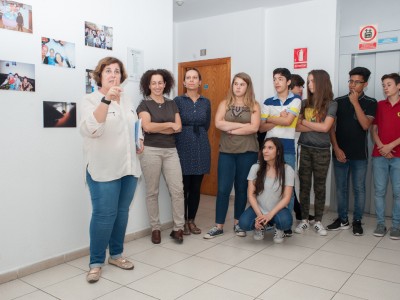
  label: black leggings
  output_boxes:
[183,174,204,220]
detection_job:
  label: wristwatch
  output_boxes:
[101,97,111,105]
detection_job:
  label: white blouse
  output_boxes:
[80,90,142,182]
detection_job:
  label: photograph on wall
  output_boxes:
[85,21,113,50]
[85,69,98,94]
[43,101,76,128]
[0,60,34,91]
[0,1,33,33]
[41,37,76,68]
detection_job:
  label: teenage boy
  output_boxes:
[371,73,400,239]
[260,68,302,235]
[290,74,305,99]
[327,67,377,236]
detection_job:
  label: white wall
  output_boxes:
[264,0,338,97]
[174,8,265,101]
[0,0,174,274]
[339,0,400,37]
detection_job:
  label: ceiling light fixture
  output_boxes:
[176,0,184,6]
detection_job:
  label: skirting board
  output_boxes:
[0,221,173,284]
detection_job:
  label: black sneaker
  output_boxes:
[284,229,293,237]
[327,218,350,231]
[352,220,364,236]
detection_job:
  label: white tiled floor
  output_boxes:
[2,195,400,300]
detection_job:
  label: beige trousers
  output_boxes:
[140,146,185,231]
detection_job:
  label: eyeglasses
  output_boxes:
[348,80,365,86]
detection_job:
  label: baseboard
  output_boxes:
[0,221,173,284]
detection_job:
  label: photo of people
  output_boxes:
[41,37,76,68]
[85,21,113,50]
[0,60,34,92]
[43,101,77,128]
[85,69,97,94]
[0,1,33,33]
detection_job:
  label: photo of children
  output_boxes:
[0,60,34,92]
[41,37,76,68]
[43,101,77,128]
[0,1,33,33]
[85,21,113,50]
[85,69,97,94]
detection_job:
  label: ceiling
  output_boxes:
[173,0,314,22]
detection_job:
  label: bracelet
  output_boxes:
[101,97,111,105]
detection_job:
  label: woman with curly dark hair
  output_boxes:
[238,137,294,243]
[137,69,185,244]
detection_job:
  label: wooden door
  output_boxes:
[178,58,231,196]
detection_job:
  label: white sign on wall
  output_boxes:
[127,48,144,82]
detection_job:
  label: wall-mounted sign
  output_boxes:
[378,37,398,45]
[294,48,307,69]
[127,48,144,82]
[359,24,378,50]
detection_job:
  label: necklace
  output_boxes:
[150,96,164,108]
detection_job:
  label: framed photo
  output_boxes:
[85,21,113,50]
[0,1,33,33]
[41,37,76,68]
[0,60,34,92]
[43,101,77,128]
[85,69,98,94]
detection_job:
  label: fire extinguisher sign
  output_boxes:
[294,48,307,69]
[359,24,378,50]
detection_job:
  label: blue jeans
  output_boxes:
[372,157,400,228]
[86,171,138,268]
[333,158,367,221]
[215,151,258,225]
[239,206,293,231]
[284,153,296,213]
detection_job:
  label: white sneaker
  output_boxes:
[295,220,309,234]
[253,228,265,241]
[314,221,327,236]
[273,229,285,243]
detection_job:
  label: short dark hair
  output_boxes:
[289,74,305,89]
[93,56,127,87]
[381,73,400,85]
[273,68,291,81]
[140,69,175,97]
[349,67,371,82]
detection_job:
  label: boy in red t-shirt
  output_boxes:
[371,73,400,239]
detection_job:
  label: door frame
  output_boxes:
[177,57,231,95]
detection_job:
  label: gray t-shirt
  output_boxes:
[298,100,337,149]
[247,164,295,214]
